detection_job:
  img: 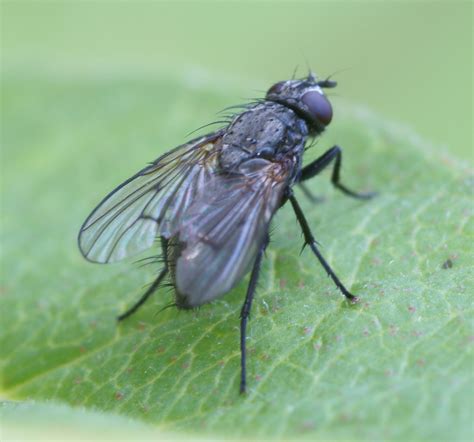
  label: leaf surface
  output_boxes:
[1,73,472,441]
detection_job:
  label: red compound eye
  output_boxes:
[301,90,333,126]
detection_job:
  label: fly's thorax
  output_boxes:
[219,102,308,171]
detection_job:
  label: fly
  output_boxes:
[78,72,375,394]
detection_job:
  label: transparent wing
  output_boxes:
[173,158,293,306]
[78,131,224,263]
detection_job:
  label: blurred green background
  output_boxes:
[2,1,472,163]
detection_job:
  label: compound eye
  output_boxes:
[301,90,333,126]
[267,81,286,96]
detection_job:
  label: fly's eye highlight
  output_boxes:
[301,90,333,126]
[267,81,286,96]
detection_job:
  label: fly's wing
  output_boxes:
[173,158,293,307]
[78,131,224,263]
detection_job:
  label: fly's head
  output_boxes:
[266,72,336,135]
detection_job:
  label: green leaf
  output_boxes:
[1,71,472,442]
[0,401,180,441]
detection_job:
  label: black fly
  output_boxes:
[78,72,375,394]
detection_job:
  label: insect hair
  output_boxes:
[217,98,266,117]
[304,136,318,152]
[186,99,267,139]
[134,254,166,268]
[186,120,230,138]
[154,300,178,317]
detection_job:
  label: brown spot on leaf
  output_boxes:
[339,413,350,422]
[408,305,416,313]
[300,420,316,432]
[389,325,399,336]
[114,391,124,400]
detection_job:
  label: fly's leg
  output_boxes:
[298,182,325,204]
[288,192,358,302]
[300,145,376,200]
[240,236,268,394]
[117,267,169,321]
[117,237,169,321]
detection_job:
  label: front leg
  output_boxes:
[300,145,375,200]
[288,191,358,302]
